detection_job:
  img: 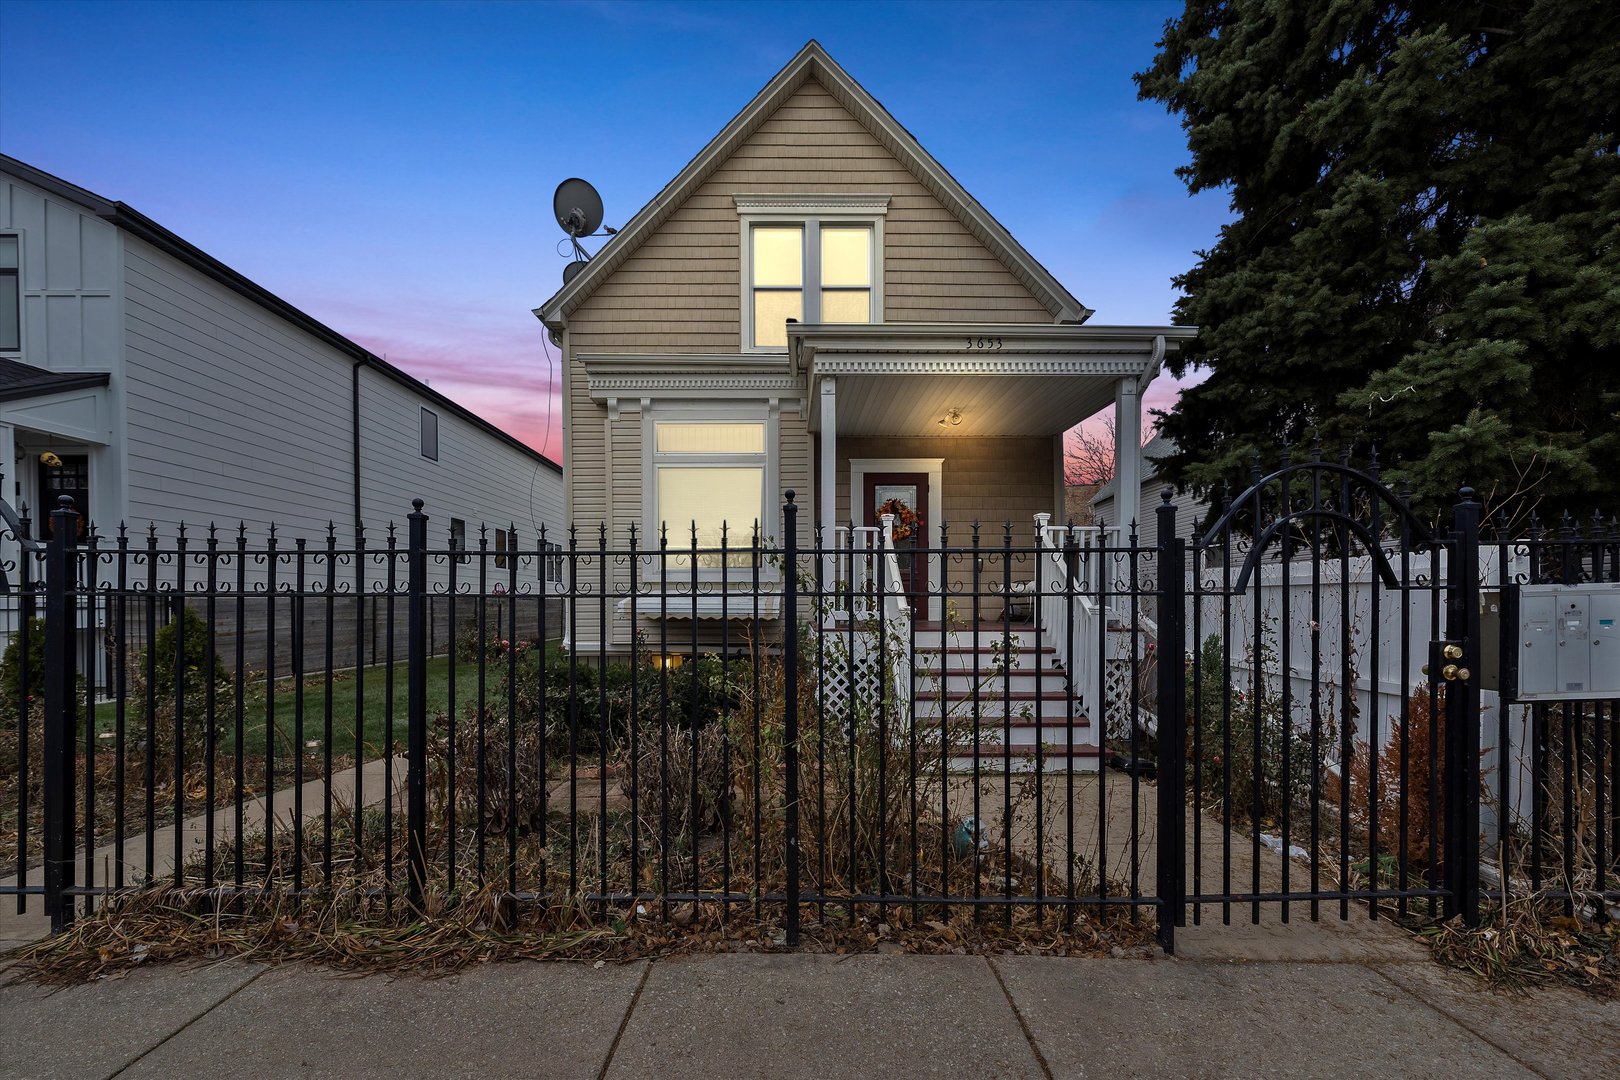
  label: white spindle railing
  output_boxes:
[877,512,913,707]
[1032,514,1104,722]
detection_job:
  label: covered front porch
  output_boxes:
[793,322,1193,620]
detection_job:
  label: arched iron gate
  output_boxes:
[1153,449,1485,940]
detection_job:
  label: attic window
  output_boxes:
[736,194,889,351]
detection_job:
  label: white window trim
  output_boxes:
[641,400,781,580]
[736,194,889,354]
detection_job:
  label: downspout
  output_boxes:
[1139,333,1166,394]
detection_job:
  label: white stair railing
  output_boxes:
[1032,514,1103,727]
[877,512,913,710]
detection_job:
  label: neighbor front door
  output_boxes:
[863,471,928,604]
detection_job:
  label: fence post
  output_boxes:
[1154,490,1185,953]
[406,498,429,909]
[1444,487,1483,926]
[782,490,801,947]
[42,496,78,932]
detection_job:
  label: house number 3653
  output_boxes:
[965,337,1003,351]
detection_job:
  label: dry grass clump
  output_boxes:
[1420,895,1620,998]
[9,881,1157,985]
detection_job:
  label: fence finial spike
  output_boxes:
[267,521,277,541]
[176,520,187,541]
[1369,443,1381,474]
[147,520,158,540]
[1249,449,1262,483]
[208,521,218,541]
[327,520,336,541]
[387,521,397,540]
[1310,432,1323,461]
[118,521,128,540]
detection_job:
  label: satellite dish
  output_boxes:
[562,259,588,285]
[554,178,604,238]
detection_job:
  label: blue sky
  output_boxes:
[0,0,1225,458]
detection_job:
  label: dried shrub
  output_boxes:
[1341,683,1447,868]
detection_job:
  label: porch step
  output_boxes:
[947,745,1104,774]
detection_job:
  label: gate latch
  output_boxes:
[1424,641,1469,682]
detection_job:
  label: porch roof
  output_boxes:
[791,323,1195,438]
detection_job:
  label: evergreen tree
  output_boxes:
[1137,1,1620,527]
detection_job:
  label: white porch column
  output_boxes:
[1114,376,1143,538]
[818,375,837,584]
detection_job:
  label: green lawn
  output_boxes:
[92,641,562,758]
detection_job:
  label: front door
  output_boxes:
[38,453,89,539]
[863,471,928,604]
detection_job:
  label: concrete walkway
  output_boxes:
[2,937,1616,1079]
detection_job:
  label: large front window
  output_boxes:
[653,420,767,567]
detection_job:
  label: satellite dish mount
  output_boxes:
[553,177,615,285]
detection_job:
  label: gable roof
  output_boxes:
[536,40,1091,329]
[0,154,561,475]
[1091,434,1177,508]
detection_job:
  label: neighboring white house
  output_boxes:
[0,154,564,670]
[1090,434,1206,551]
[0,153,562,548]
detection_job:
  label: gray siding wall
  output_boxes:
[120,233,562,549]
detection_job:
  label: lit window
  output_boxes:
[653,420,766,567]
[420,407,439,461]
[0,235,18,352]
[747,222,874,348]
[819,227,872,324]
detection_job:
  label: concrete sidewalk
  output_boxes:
[2,941,1615,1079]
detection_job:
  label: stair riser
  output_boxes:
[911,699,1090,723]
[913,673,1068,696]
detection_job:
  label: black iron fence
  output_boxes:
[2,455,1615,954]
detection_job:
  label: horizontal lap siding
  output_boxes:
[123,237,561,595]
[122,240,352,538]
[561,77,1057,648]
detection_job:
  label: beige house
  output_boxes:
[535,41,1191,668]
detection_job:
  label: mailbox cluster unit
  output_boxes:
[1515,582,1620,701]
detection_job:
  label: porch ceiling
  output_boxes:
[794,322,1195,438]
[825,371,1116,437]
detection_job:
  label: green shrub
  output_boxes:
[144,605,231,701]
[0,617,45,723]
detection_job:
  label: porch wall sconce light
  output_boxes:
[937,408,963,428]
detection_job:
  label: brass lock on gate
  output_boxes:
[1423,643,1470,682]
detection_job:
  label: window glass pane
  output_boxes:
[656,422,765,454]
[820,289,871,324]
[752,226,802,287]
[752,289,802,348]
[820,227,870,286]
[0,274,17,351]
[0,236,17,270]
[420,408,439,460]
[657,466,764,555]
